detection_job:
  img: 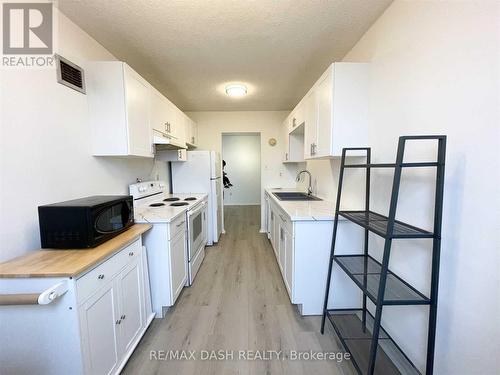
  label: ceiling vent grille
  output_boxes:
[56,54,86,94]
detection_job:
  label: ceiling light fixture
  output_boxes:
[225,84,247,97]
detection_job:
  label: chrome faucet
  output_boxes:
[296,170,313,195]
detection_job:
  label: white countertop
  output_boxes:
[134,193,208,224]
[265,188,336,221]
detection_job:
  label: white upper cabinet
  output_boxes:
[303,63,369,159]
[87,62,153,158]
[185,116,198,148]
[150,86,186,148]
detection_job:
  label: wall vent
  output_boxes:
[56,54,86,94]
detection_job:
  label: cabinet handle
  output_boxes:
[271,212,274,220]
[280,228,284,240]
[191,136,195,144]
[178,150,182,158]
[116,319,121,325]
[128,252,134,256]
[293,117,297,127]
[285,152,288,161]
[97,274,105,279]
[121,314,126,320]
[176,221,185,227]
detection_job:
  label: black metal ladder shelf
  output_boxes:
[320,135,446,375]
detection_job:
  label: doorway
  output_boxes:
[221,133,261,206]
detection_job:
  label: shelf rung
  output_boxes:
[343,162,439,169]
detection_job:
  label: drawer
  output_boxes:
[276,209,293,234]
[76,239,141,303]
[169,213,186,240]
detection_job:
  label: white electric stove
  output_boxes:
[129,181,208,315]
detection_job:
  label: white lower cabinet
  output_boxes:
[265,191,336,315]
[143,215,188,317]
[78,240,153,375]
[0,235,154,375]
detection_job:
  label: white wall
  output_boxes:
[302,1,500,374]
[0,10,168,262]
[186,111,297,230]
[222,134,261,205]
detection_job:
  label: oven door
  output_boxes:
[187,201,207,260]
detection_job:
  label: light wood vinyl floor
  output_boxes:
[123,205,354,375]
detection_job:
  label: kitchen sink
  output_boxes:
[273,192,322,201]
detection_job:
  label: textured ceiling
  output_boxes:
[58,0,392,111]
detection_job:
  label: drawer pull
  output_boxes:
[116,319,121,325]
[121,314,126,320]
[97,274,105,280]
[128,252,134,256]
[176,221,185,228]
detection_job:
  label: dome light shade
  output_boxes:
[225,84,247,97]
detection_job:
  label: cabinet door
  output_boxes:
[170,230,187,303]
[279,225,286,275]
[269,209,275,248]
[282,119,290,162]
[265,196,271,238]
[150,88,168,134]
[314,71,333,158]
[117,259,143,355]
[79,282,120,375]
[284,229,293,297]
[304,90,317,159]
[124,65,152,157]
[191,120,198,146]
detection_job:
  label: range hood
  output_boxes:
[153,130,187,150]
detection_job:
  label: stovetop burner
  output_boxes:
[170,202,189,207]
[163,197,180,202]
[184,197,197,201]
[149,203,165,207]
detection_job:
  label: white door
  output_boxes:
[315,71,333,158]
[124,65,152,157]
[170,230,188,303]
[79,282,120,375]
[118,259,143,354]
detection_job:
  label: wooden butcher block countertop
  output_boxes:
[0,224,152,278]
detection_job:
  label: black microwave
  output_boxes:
[38,195,134,249]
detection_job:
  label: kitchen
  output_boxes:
[0,1,498,375]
